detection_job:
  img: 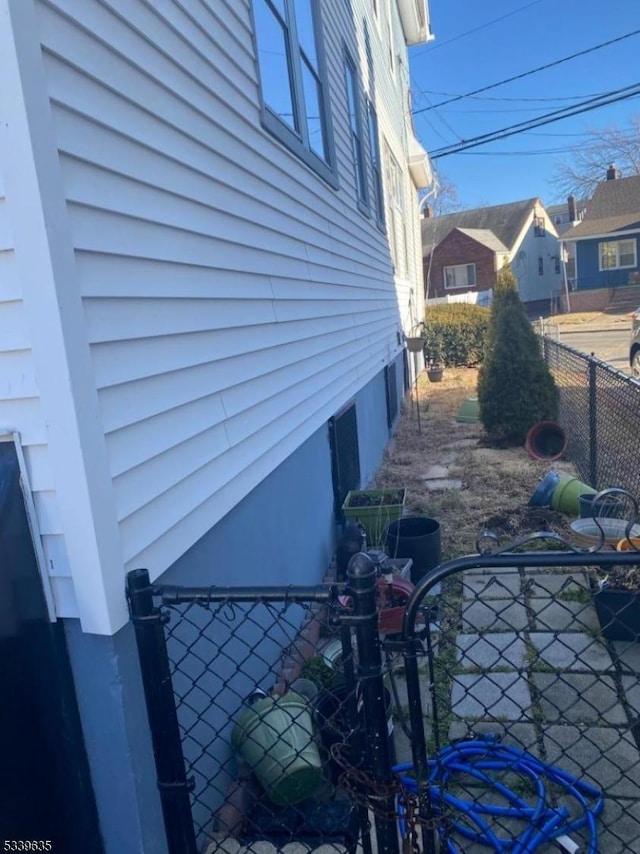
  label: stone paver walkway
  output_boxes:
[391,564,640,853]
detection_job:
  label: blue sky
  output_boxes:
[410,0,640,209]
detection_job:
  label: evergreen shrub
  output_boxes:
[422,302,491,366]
[477,263,559,443]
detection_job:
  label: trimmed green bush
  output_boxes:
[423,302,491,367]
[477,263,559,443]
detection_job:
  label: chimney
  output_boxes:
[567,195,576,223]
[606,163,619,181]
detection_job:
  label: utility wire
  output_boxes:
[429,83,640,159]
[412,0,548,56]
[413,28,640,115]
[414,87,610,103]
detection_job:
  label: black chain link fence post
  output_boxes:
[347,553,400,854]
[588,358,598,487]
[126,569,197,854]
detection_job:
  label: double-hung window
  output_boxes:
[367,101,384,225]
[344,54,367,209]
[252,0,335,184]
[383,142,407,275]
[599,239,637,271]
[443,264,476,290]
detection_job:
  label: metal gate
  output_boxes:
[399,528,640,854]
[129,523,640,854]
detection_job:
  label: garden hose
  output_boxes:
[394,735,603,854]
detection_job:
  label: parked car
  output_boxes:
[631,308,640,378]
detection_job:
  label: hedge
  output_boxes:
[423,302,491,367]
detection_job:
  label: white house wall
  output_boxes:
[510,207,562,303]
[5,0,427,631]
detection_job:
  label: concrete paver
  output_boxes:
[529,598,600,633]
[529,632,614,672]
[462,600,528,632]
[533,673,627,724]
[448,720,538,754]
[451,673,531,720]
[456,632,526,670]
[524,571,590,596]
[622,675,640,717]
[463,573,522,599]
[544,727,640,798]
[613,640,640,673]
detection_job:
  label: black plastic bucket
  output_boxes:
[385,516,441,584]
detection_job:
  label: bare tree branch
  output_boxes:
[551,115,640,201]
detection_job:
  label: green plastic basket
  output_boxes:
[342,488,406,547]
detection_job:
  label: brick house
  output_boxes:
[422,197,563,310]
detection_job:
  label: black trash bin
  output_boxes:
[385,515,441,584]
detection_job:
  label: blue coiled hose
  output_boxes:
[394,735,603,853]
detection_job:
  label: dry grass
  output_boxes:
[372,368,576,560]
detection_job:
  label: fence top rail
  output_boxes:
[544,336,639,385]
[154,583,338,606]
[403,546,640,638]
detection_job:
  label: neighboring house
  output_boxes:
[422,198,563,310]
[0,0,433,851]
[546,196,586,283]
[569,167,640,294]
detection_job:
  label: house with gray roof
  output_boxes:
[569,168,640,292]
[422,197,563,309]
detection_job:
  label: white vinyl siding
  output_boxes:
[444,263,476,290]
[30,0,420,589]
[599,239,637,271]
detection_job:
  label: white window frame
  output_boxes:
[598,239,638,271]
[251,0,337,186]
[443,263,476,290]
[383,142,407,276]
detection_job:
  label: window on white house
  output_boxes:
[383,142,407,275]
[538,257,544,275]
[554,256,561,274]
[252,0,335,183]
[443,263,476,290]
[344,54,367,208]
[367,101,384,225]
[599,239,637,270]
[534,216,545,236]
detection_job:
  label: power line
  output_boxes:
[412,0,548,56]
[414,87,610,103]
[412,28,640,115]
[429,83,640,159]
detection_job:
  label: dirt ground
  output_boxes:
[372,368,578,561]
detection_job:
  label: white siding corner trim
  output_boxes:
[0,0,126,634]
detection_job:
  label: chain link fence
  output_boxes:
[128,542,640,854]
[543,336,640,499]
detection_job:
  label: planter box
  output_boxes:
[594,588,640,642]
[342,489,406,548]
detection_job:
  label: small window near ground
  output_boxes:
[599,238,638,271]
[443,263,476,290]
[252,0,335,184]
